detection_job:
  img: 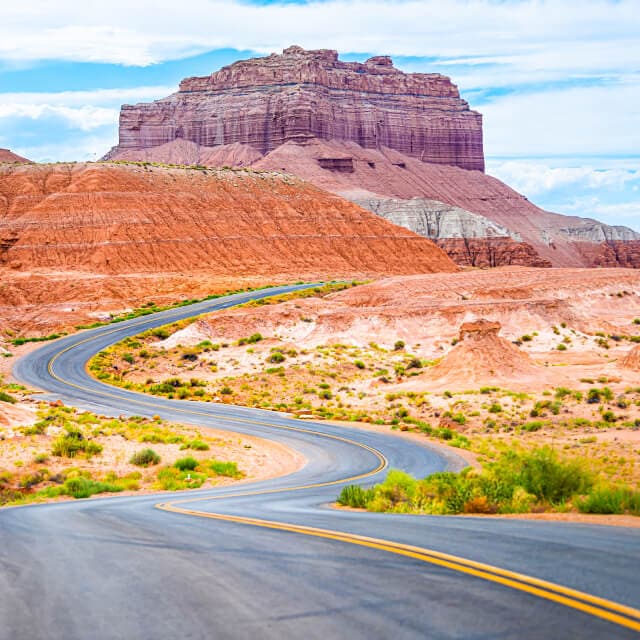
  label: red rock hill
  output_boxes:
[0,162,456,333]
[0,149,31,163]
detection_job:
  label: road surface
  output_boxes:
[3,284,639,639]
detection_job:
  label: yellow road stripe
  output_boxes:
[37,288,640,633]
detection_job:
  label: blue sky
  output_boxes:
[0,0,638,230]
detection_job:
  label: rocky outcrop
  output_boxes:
[351,194,551,267]
[353,196,522,240]
[435,238,552,268]
[0,149,31,163]
[427,318,541,387]
[621,344,640,371]
[574,240,640,268]
[106,46,484,172]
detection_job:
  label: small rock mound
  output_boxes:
[428,319,539,388]
[620,344,640,371]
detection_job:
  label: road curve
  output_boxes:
[3,284,639,639]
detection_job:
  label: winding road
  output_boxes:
[2,284,639,639]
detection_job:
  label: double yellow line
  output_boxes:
[39,292,640,633]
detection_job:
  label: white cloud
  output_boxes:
[16,133,121,163]
[487,160,640,198]
[559,197,640,231]
[0,87,173,131]
[0,0,638,73]
[482,80,640,157]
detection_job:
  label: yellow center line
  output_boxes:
[38,291,640,633]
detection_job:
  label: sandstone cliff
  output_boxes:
[106,46,484,172]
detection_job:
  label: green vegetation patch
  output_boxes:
[338,447,638,516]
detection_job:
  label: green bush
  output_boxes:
[129,448,161,467]
[52,428,103,458]
[207,460,241,477]
[0,391,17,404]
[577,486,640,515]
[174,456,198,471]
[394,340,405,351]
[268,352,285,363]
[63,477,123,499]
[338,484,374,508]
[336,447,596,515]
[180,440,210,451]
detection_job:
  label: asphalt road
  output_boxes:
[4,284,640,639]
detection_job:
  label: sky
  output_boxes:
[0,0,638,230]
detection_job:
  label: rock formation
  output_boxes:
[106,46,483,172]
[351,195,552,268]
[0,162,457,333]
[620,345,640,371]
[104,47,640,269]
[0,149,31,163]
[427,319,541,387]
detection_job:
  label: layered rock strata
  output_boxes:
[106,46,484,171]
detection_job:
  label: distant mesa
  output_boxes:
[103,46,640,270]
[0,148,32,164]
[106,45,484,172]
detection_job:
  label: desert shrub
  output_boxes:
[338,484,374,508]
[500,448,592,503]
[339,448,595,516]
[207,460,241,477]
[129,448,161,467]
[268,352,285,363]
[587,387,613,404]
[406,357,422,370]
[556,343,567,351]
[488,403,502,413]
[220,386,233,395]
[354,360,366,369]
[155,467,207,490]
[394,340,405,351]
[52,428,103,458]
[180,439,210,451]
[521,420,545,432]
[0,391,17,404]
[577,486,640,515]
[174,456,198,471]
[63,477,123,499]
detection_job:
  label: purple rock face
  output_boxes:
[112,46,485,172]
